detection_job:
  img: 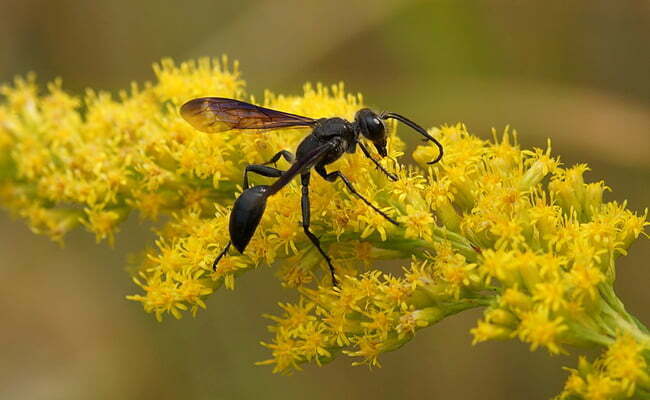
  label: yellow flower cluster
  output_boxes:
[0,58,647,399]
[261,125,648,386]
[0,57,244,246]
[559,334,650,399]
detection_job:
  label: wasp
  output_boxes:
[181,97,443,285]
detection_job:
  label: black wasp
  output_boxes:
[180,97,443,286]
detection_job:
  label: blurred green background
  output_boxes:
[0,1,648,399]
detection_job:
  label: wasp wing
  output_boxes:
[180,97,317,133]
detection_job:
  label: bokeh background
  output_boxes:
[1,1,648,399]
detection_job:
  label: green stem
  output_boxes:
[598,284,650,346]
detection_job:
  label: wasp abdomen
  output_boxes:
[230,185,270,253]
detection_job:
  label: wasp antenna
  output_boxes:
[382,112,443,164]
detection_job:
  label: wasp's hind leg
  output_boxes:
[316,164,399,226]
[300,173,339,287]
[262,150,295,166]
[243,150,294,189]
[213,163,286,270]
[212,241,232,271]
[243,164,285,189]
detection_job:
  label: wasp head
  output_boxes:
[355,108,387,157]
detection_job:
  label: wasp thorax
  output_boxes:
[355,108,387,157]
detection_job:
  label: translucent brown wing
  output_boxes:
[180,97,317,133]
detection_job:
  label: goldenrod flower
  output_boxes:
[1,57,648,399]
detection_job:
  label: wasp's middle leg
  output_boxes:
[316,165,399,226]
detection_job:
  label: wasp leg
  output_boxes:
[300,172,338,287]
[212,241,231,271]
[243,165,284,189]
[358,141,398,182]
[316,165,399,226]
[215,164,285,269]
[262,150,295,166]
